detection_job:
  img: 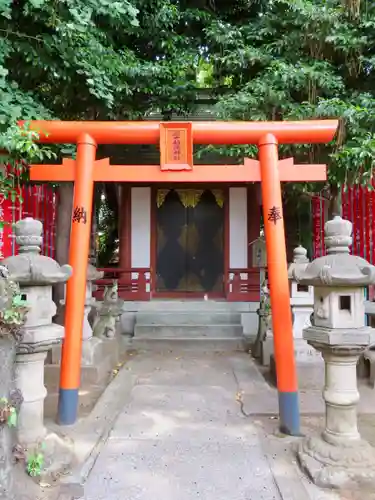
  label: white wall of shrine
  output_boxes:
[131,187,151,268]
[229,187,248,268]
[130,186,249,270]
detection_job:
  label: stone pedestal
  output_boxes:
[83,304,93,341]
[81,336,103,365]
[288,246,320,363]
[2,217,74,478]
[261,327,273,367]
[292,216,375,490]
[118,311,136,337]
[15,351,47,444]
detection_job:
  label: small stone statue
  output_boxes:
[262,282,272,332]
[93,281,124,339]
[252,278,272,359]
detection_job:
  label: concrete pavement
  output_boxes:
[69,350,342,500]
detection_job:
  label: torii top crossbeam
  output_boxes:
[22,119,337,145]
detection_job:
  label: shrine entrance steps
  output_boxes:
[126,300,255,351]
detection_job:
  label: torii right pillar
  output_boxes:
[259,134,301,436]
[244,147,329,435]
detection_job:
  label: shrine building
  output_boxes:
[96,107,264,304]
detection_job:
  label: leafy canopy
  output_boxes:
[204,0,375,189]
[0,0,212,200]
[3,0,375,195]
[1,0,211,123]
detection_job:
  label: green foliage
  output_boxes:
[205,0,375,191]
[0,397,17,427]
[2,292,28,326]
[0,0,214,209]
[26,447,45,477]
[7,405,17,427]
[4,0,374,211]
[1,0,210,122]
[0,270,29,339]
[96,185,118,266]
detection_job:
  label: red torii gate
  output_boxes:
[25,119,338,434]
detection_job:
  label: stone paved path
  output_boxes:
[79,350,283,500]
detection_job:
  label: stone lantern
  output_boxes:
[2,218,73,459]
[287,245,319,363]
[292,216,375,489]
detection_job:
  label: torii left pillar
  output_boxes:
[57,133,96,425]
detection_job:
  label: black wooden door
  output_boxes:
[156,189,224,294]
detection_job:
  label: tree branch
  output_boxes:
[0,29,42,42]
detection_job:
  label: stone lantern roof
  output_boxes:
[292,216,375,287]
[287,245,309,279]
[2,217,72,285]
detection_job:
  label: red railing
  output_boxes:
[227,268,262,301]
[93,268,151,301]
[93,267,263,302]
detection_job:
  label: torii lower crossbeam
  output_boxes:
[30,157,326,183]
[26,119,338,435]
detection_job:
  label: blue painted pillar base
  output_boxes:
[57,388,79,425]
[278,391,301,436]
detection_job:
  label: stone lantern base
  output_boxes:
[298,435,375,489]
[23,432,76,484]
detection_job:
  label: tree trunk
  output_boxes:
[328,184,342,219]
[53,183,74,325]
[89,203,97,265]
[0,336,17,499]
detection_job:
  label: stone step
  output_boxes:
[130,337,245,352]
[122,300,256,313]
[135,312,242,326]
[134,324,243,338]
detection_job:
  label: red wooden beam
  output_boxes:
[30,157,326,183]
[20,119,338,145]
